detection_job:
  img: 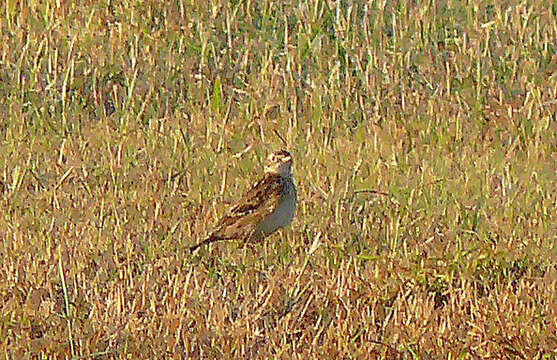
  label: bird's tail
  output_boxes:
[189,234,222,253]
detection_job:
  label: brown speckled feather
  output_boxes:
[190,150,296,253]
[189,173,284,252]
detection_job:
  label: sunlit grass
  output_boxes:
[1,0,556,358]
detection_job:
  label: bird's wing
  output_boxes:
[210,173,283,240]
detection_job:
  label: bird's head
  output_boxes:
[264,150,293,176]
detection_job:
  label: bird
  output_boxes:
[190,150,297,252]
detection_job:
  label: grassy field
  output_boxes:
[1,0,556,358]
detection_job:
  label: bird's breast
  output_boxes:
[255,179,297,236]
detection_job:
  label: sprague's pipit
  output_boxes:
[190,150,297,252]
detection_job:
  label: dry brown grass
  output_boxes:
[1,0,556,358]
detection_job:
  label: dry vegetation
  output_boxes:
[1,0,556,358]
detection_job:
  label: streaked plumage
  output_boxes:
[190,150,297,252]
